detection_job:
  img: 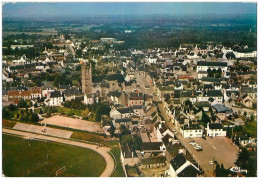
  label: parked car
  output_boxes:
[209,161,213,165]
[195,147,203,151]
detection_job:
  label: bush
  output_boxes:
[8,104,16,111]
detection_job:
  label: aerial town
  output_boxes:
[2,2,257,178]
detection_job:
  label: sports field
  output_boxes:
[2,134,106,177]
[41,115,103,133]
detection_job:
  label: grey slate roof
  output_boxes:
[142,142,162,151]
[209,123,223,129]
[117,107,133,114]
[50,90,62,98]
[115,118,132,123]
[170,153,187,171]
[159,123,169,134]
[212,104,233,113]
[178,165,200,177]
[203,90,223,97]
[63,88,83,96]
[240,87,257,94]
[182,124,202,130]
[197,61,227,67]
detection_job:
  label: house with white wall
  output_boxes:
[155,122,175,142]
[45,90,63,106]
[196,61,228,73]
[206,123,226,137]
[180,124,203,138]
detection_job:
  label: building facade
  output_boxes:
[81,61,92,95]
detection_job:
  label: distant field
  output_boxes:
[2,134,106,177]
[2,31,58,36]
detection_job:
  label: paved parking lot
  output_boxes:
[181,137,239,177]
[13,123,73,138]
[41,116,103,133]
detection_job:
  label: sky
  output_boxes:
[2,2,257,18]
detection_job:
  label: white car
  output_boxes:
[209,161,213,165]
[189,142,196,146]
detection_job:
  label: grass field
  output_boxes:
[244,121,257,137]
[2,119,17,128]
[110,148,126,177]
[56,107,82,117]
[2,134,106,177]
[71,131,119,147]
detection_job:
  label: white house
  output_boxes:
[84,94,99,105]
[197,90,223,105]
[233,50,257,58]
[206,123,226,137]
[155,122,174,142]
[110,107,133,119]
[45,90,63,106]
[30,89,42,99]
[180,124,203,138]
[196,61,228,73]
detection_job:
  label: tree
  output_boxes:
[184,99,193,108]
[8,104,16,111]
[76,49,82,57]
[215,163,229,177]
[39,109,43,114]
[202,111,210,124]
[30,113,39,122]
[207,68,212,77]
[121,135,134,146]
[132,135,142,150]
[235,147,250,168]
[2,108,10,118]
[17,99,27,108]
[120,125,131,135]
[64,34,71,40]
[81,108,90,119]
[250,114,254,121]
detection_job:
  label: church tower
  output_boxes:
[81,61,92,95]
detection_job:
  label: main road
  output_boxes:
[3,128,115,177]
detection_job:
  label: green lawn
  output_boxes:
[2,134,106,177]
[110,148,126,177]
[56,107,82,117]
[71,131,119,147]
[244,121,257,137]
[2,119,17,128]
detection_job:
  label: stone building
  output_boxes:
[81,61,92,95]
